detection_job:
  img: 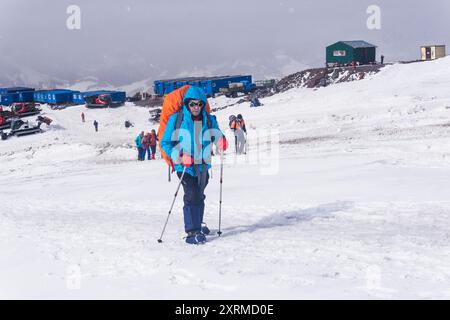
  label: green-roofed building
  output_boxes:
[326,41,377,67]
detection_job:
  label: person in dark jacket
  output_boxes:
[93,120,98,132]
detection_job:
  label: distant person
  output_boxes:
[230,114,247,154]
[135,131,144,161]
[229,115,237,152]
[142,132,151,160]
[381,55,385,64]
[81,112,85,122]
[149,129,158,160]
[93,120,98,132]
[236,114,247,154]
[250,97,262,107]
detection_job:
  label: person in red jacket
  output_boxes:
[149,129,158,160]
[142,132,151,160]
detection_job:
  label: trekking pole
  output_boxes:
[168,165,171,182]
[244,133,248,154]
[217,152,224,236]
[158,166,186,243]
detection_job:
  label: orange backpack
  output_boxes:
[230,119,245,130]
[157,85,211,166]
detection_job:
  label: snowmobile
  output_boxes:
[0,103,42,130]
[0,108,15,120]
[0,115,13,130]
[133,95,164,108]
[219,81,256,98]
[10,103,42,117]
[148,108,161,123]
[85,93,123,108]
[0,106,15,129]
[7,118,43,138]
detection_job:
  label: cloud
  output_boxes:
[0,0,448,87]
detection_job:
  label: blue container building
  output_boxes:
[0,87,35,95]
[33,91,47,103]
[48,89,81,104]
[0,93,20,106]
[0,86,126,105]
[72,92,85,105]
[18,91,36,102]
[153,75,254,97]
[32,89,80,104]
[0,87,35,105]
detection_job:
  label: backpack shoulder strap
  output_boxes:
[175,109,183,130]
[172,109,184,146]
[205,113,216,142]
[205,112,212,129]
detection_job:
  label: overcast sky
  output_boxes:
[0,0,449,86]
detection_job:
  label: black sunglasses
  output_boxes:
[188,100,205,108]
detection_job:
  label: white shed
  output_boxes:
[421,45,446,61]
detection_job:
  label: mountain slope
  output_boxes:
[1,58,450,299]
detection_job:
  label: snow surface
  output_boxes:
[1,58,450,299]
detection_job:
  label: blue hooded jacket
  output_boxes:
[135,134,143,148]
[160,86,224,176]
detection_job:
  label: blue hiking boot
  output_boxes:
[185,231,206,245]
[201,223,211,236]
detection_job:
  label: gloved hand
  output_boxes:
[217,136,228,152]
[181,153,194,168]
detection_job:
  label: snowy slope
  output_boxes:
[1,58,450,299]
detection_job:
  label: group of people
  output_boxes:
[135,130,158,161]
[229,113,247,154]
